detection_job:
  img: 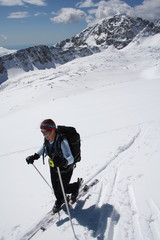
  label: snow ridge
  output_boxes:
[85,129,141,185]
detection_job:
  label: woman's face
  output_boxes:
[41,129,56,141]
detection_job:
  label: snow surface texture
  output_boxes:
[0,34,160,240]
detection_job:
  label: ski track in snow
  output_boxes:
[74,128,141,240]
[85,129,141,185]
[74,123,160,240]
[148,199,160,240]
[93,124,160,240]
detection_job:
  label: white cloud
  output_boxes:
[77,0,160,25]
[34,12,47,16]
[85,0,131,24]
[134,0,160,20]
[7,11,29,18]
[0,0,23,5]
[23,0,46,6]
[76,0,94,8]
[95,1,131,20]
[51,8,86,24]
[0,0,46,6]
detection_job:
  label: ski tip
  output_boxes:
[83,185,89,192]
[83,179,99,191]
[41,227,46,231]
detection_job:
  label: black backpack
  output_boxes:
[56,125,81,163]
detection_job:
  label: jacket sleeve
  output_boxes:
[61,138,74,166]
[37,145,45,156]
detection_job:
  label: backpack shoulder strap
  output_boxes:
[42,138,47,164]
[42,134,61,161]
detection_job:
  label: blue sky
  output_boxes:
[0,0,160,49]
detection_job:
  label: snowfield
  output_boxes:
[0,34,160,240]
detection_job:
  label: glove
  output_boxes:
[53,153,67,168]
[26,153,40,164]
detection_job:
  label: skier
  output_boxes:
[26,119,82,213]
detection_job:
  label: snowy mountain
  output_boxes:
[0,28,160,240]
[0,14,160,84]
[0,45,55,84]
[0,47,16,57]
[53,15,160,50]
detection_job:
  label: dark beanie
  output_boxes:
[40,119,56,130]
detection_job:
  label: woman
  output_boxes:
[26,119,82,213]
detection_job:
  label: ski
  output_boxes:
[40,179,99,232]
[75,178,99,202]
[20,178,99,240]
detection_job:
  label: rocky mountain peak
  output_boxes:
[0,14,160,84]
[54,14,159,51]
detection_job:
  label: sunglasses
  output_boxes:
[41,130,51,136]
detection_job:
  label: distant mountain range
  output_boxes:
[0,14,160,84]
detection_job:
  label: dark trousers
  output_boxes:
[50,167,79,202]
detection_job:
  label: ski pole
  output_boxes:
[32,163,53,192]
[57,167,78,239]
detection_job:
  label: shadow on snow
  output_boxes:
[57,197,120,240]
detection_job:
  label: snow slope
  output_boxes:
[0,34,160,240]
[0,47,16,57]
